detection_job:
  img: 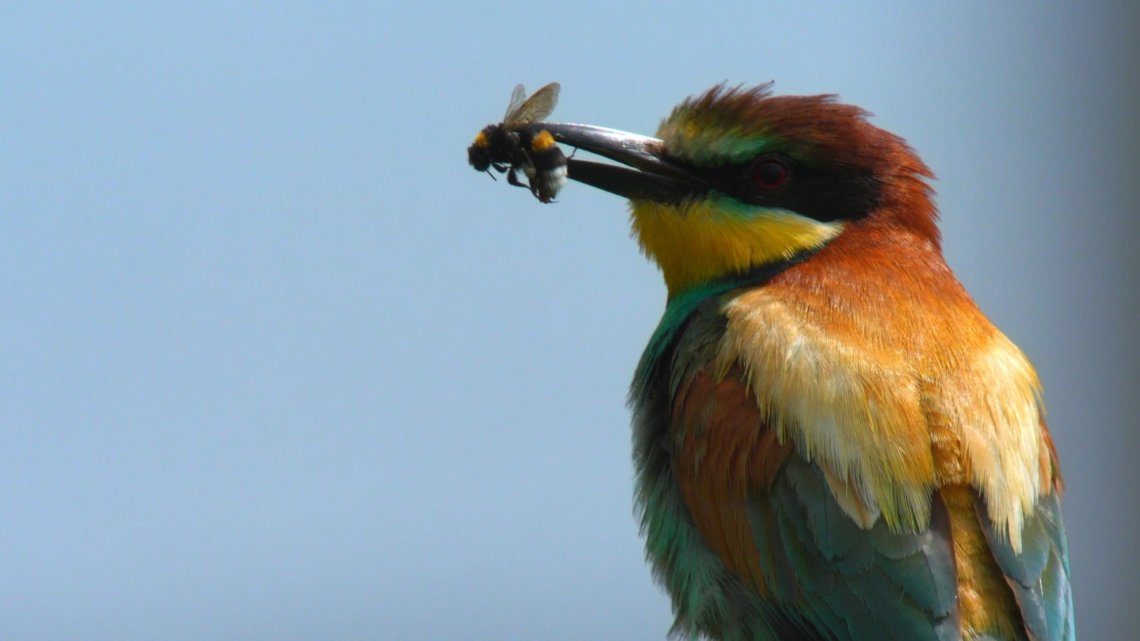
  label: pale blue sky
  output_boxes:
[3,3,1138,639]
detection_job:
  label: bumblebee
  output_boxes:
[519,127,570,203]
[468,83,568,203]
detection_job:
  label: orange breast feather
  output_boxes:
[711,220,1056,548]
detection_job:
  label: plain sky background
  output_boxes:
[3,2,1138,640]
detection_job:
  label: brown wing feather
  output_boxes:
[671,366,793,596]
[940,485,1027,639]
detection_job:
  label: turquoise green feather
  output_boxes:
[620,82,1073,641]
[632,249,822,403]
[978,491,1075,641]
[630,283,1073,640]
[633,292,961,640]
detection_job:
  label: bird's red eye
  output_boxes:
[754,161,788,188]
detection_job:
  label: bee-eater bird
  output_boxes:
[516,84,1073,641]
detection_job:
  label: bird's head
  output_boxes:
[528,83,938,297]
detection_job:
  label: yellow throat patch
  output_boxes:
[630,195,844,296]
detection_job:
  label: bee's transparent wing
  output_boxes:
[507,82,560,125]
[503,84,528,122]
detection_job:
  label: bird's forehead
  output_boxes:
[653,85,884,171]
[656,108,791,167]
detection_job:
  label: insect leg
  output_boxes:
[506,168,529,189]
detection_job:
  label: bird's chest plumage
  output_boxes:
[629,229,1064,640]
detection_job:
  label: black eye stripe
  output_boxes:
[666,155,879,223]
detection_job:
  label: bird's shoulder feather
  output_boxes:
[640,233,1072,639]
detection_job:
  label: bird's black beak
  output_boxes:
[518,123,699,203]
